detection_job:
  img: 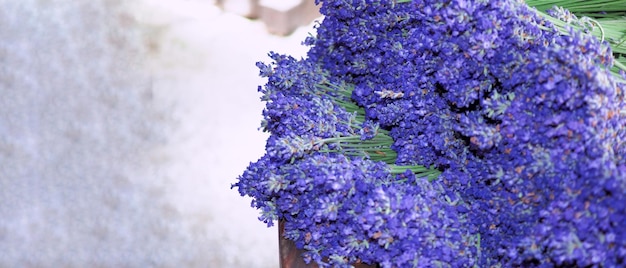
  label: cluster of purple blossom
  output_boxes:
[239,153,479,266]
[234,0,626,267]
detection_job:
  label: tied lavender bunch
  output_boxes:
[234,0,626,267]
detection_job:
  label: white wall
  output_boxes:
[0,0,317,266]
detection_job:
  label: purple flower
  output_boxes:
[237,0,626,266]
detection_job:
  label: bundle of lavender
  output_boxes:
[233,0,626,266]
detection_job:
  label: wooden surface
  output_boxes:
[278,221,378,268]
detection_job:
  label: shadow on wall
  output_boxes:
[217,0,321,35]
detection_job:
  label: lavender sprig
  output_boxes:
[235,0,626,266]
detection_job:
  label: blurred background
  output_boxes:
[0,0,320,266]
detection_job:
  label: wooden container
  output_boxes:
[278,221,378,268]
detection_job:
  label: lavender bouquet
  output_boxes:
[233,0,626,267]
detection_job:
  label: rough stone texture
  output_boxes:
[0,0,316,267]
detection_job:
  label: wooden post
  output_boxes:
[219,0,260,19]
[259,0,321,36]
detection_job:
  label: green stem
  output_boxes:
[525,0,626,13]
[389,164,442,181]
[524,1,626,82]
[316,80,441,180]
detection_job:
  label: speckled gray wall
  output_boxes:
[0,0,319,266]
[0,1,191,266]
[0,0,286,266]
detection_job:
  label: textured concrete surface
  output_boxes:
[0,0,319,266]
